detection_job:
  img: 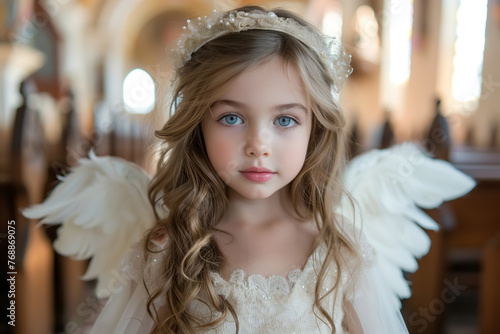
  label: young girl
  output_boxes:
[24,6,475,333]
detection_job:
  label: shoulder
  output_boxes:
[335,214,376,268]
[121,226,169,284]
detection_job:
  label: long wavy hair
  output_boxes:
[146,6,360,333]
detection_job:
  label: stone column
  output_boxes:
[0,43,43,176]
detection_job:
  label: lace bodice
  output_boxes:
[191,245,350,333]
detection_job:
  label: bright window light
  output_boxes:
[323,6,343,39]
[123,68,155,114]
[388,0,413,84]
[451,0,488,106]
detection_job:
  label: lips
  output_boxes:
[240,167,273,173]
[240,167,276,182]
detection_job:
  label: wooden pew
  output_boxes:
[450,146,500,334]
[480,232,500,334]
[406,143,500,334]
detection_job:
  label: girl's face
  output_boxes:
[202,56,312,200]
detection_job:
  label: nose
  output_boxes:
[244,128,271,157]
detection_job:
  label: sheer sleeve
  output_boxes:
[89,228,168,334]
[343,236,409,334]
[89,276,155,333]
[345,262,409,334]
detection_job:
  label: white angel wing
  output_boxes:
[23,151,157,298]
[338,142,476,309]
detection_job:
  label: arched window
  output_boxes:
[122,68,155,114]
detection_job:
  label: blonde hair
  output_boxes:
[146,6,359,333]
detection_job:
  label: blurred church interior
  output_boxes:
[0,0,499,333]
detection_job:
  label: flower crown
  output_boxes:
[172,9,352,92]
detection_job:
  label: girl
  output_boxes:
[24,6,475,333]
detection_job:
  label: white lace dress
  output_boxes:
[89,228,409,334]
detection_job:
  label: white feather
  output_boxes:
[339,142,476,308]
[23,152,157,298]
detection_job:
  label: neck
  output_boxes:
[218,185,302,231]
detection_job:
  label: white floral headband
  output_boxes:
[172,9,352,92]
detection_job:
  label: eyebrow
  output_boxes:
[213,99,308,115]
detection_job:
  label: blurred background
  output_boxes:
[0,0,499,333]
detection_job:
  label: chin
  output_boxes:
[234,187,277,200]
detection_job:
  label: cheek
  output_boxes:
[277,132,310,174]
[282,148,307,172]
[205,129,239,172]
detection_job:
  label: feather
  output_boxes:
[22,152,158,298]
[339,142,475,308]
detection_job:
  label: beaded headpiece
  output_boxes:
[172,9,352,92]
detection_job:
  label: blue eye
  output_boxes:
[219,114,243,125]
[275,116,297,127]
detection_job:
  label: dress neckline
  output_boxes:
[208,245,326,301]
